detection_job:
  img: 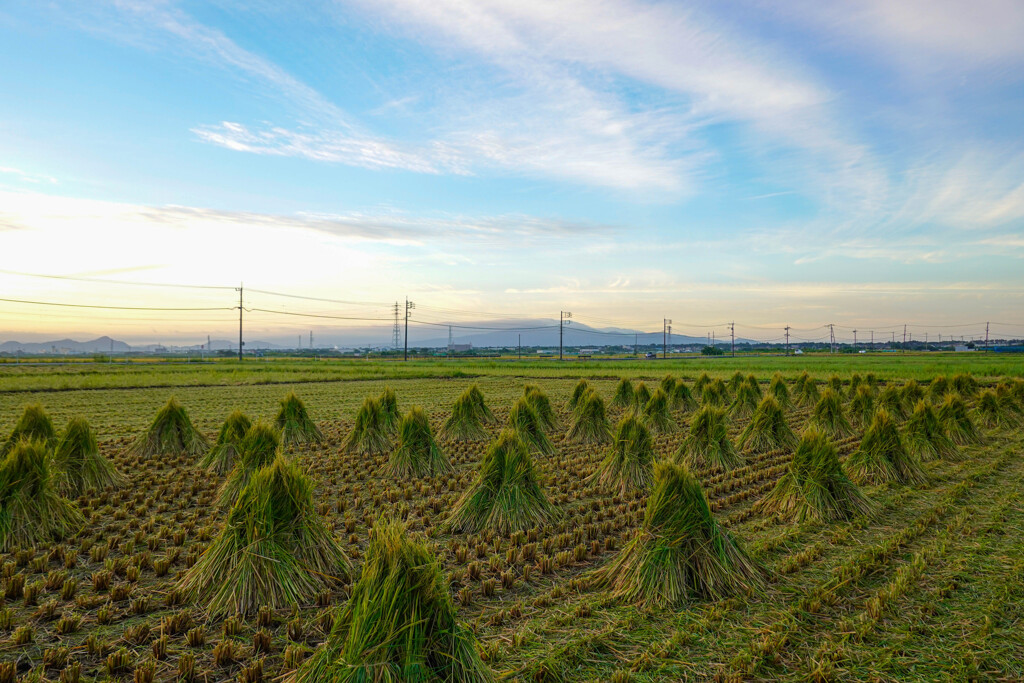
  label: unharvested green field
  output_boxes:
[1,352,1022,392]
[0,360,1022,681]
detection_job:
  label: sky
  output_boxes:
[1,0,1023,346]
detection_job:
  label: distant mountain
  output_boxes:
[0,323,754,353]
[0,336,130,354]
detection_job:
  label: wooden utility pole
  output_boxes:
[663,319,671,359]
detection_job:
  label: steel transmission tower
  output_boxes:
[392,302,401,349]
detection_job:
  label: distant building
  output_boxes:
[448,343,472,352]
[954,345,973,352]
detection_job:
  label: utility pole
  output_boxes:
[237,284,243,362]
[829,324,835,353]
[729,322,735,357]
[871,330,874,347]
[663,319,672,359]
[404,298,415,361]
[310,331,313,350]
[560,311,572,360]
[985,322,990,351]
[903,324,907,354]
[784,326,790,355]
[634,332,637,357]
[518,334,521,360]
[392,303,401,349]
[853,329,857,347]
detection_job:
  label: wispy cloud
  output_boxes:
[0,167,58,185]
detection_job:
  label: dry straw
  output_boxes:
[587,414,655,495]
[847,409,926,485]
[509,397,555,454]
[523,385,557,432]
[388,407,450,478]
[342,397,392,456]
[180,454,350,617]
[567,391,613,444]
[849,384,875,428]
[757,429,873,523]
[738,396,796,453]
[769,373,791,408]
[0,439,84,551]
[129,397,208,458]
[218,422,281,508]
[2,404,56,455]
[903,400,960,462]
[200,411,252,475]
[937,394,982,446]
[588,461,762,607]
[53,418,126,495]
[611,378,635,409]
[809,389,854,440]
[439,387,489,442]
[446,430,555,534]
[641,388,676,434]
[289,519,493,683]
[276,392,323,446]
[676,406,742,471]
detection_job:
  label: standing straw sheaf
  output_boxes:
[876,385,907,421]
[53,418,126,495]
[218,422,281,508]
[180,455,350,617]
[633,382,653,412]
[769,373,791,408]
[951,373,978,398]
[929,375,950,401]
[847,409,926,486]
[937,394,982,446]
[670,380,697,412]
[611,378,635,409]
[809,389,854,440]
[200,411,252,475]
[848,373,864,399]
[738,396,796,453]
[2,404,57,455]
[588,462,762,607]
[676,406,742,471]
[567,379,591,412]
[729,380,760,419]
[378,386,401,436]
[509,398,555,455]
[523,385,558,432]
[728,371,746,394]
[757,429,873,523]
[440,388,489,442]
[587,415,655,495]
[827,375,843,394]
[701,381,728,409]
[693,373,712,395]
[566,392,612,444]
[900,380,925,412]
[977,389,1018,429]
[904,400,960,462]
[849,385,875,428]
[467,385,496,424]
[0,439,84,552]
[641,388,676,435]
[129,397,208,459]
[342,397,392,456]
[276,392,324,446]
[660,374,678,396]
[289,519,494,683]
[388,407,450,478]
[795,374,820,408]
[446,430,555,534]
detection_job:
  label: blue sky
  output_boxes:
[1,0,1023,345]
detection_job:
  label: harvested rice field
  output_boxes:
[0,361,1022,681]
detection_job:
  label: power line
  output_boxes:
[0,269,235,290]
[0,297,233,312]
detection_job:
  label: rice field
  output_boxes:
[0,362,1022,681]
